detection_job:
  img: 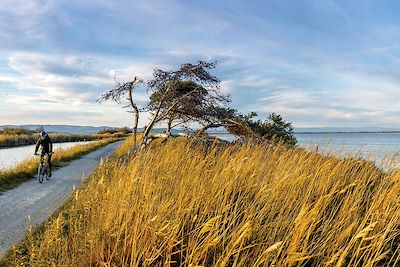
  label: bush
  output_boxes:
[98,127,132,135]
[228,112,297,145]
[0,127,35,135]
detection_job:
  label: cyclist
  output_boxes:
[34,131,53,177]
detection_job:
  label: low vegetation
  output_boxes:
[0,138,121,192]
[0,127,37,135]
[225,111,297,145]
[0,130,128,148]
[97,127,132,135]
[3,137,400,266]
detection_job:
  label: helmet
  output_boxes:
[41,131,47,137]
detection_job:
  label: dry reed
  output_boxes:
[4,137,400,266]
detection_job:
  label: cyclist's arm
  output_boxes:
[49,140,53,153]
[34,139,40,154]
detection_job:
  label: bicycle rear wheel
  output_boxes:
[38,165,44,183]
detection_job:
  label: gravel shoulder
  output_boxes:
[0,141,122,256]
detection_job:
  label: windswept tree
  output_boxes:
[97,61,297,148]
[142,61,230,141]
[97,76,143,145]
[196,107,256,137]
[227,111,297,145]
[256,112,297,145]
[148,80,205,133]
[197,109,297,145]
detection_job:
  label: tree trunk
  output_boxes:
[141,84,173,143]
[197,119,252,136]
[133,110,139,145]
[142,106,162,142]
[128,83,139,146]
[197,123,223,135]
[166,116,173,135]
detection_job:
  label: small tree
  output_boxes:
[227,112,297,145]
[142,61,230,141]
[263,113,297,145]
[97,76,142,145]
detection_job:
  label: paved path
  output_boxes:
[0,141,122,256]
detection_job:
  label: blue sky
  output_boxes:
[1,0,400,128]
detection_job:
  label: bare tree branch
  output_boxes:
[97,76,143,145]
[142,61,231,143]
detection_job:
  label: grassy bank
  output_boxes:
[3,138,400,266]
[0,138,121,192]
[0,132,128,148]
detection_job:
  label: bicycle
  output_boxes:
[35,153,53,183]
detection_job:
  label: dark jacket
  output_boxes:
[35,136,53,154]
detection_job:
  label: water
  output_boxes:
[211,132,400,168]
[296,132,400,168]
[0,141,92,170]
[209,133,237,142]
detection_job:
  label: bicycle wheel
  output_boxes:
[38,165,44,183]
[45,169,50,180]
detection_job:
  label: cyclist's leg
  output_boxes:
[48,154,52,176]
[40,154,45,165]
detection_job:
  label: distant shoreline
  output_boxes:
[295,131,400,134]
[209,131,400,135]
[4,125,400,136]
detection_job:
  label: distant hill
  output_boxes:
[0,125,185,135]
[0,125,116,134]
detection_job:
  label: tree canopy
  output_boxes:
[142,61,230,138]
[98,60,297,147]
[226,112,297,145]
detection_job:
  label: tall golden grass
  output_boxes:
[0,138,121,192]
[5,138,400,266]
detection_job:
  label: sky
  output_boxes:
[1,0,400,128]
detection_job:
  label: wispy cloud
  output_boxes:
[1,0,400,127]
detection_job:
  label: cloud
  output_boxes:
[0,1,53,52]
[238,69,400,127]
[2,53,113,104]
[2,0,400,128]
[0,51,163,126]
[8,54,99,77]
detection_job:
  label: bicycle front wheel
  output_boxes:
[38,165,44,183]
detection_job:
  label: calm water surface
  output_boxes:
[296,132,400,168]
[213,132,400,168]
[209,133,237,142]
[0,141,92,170]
